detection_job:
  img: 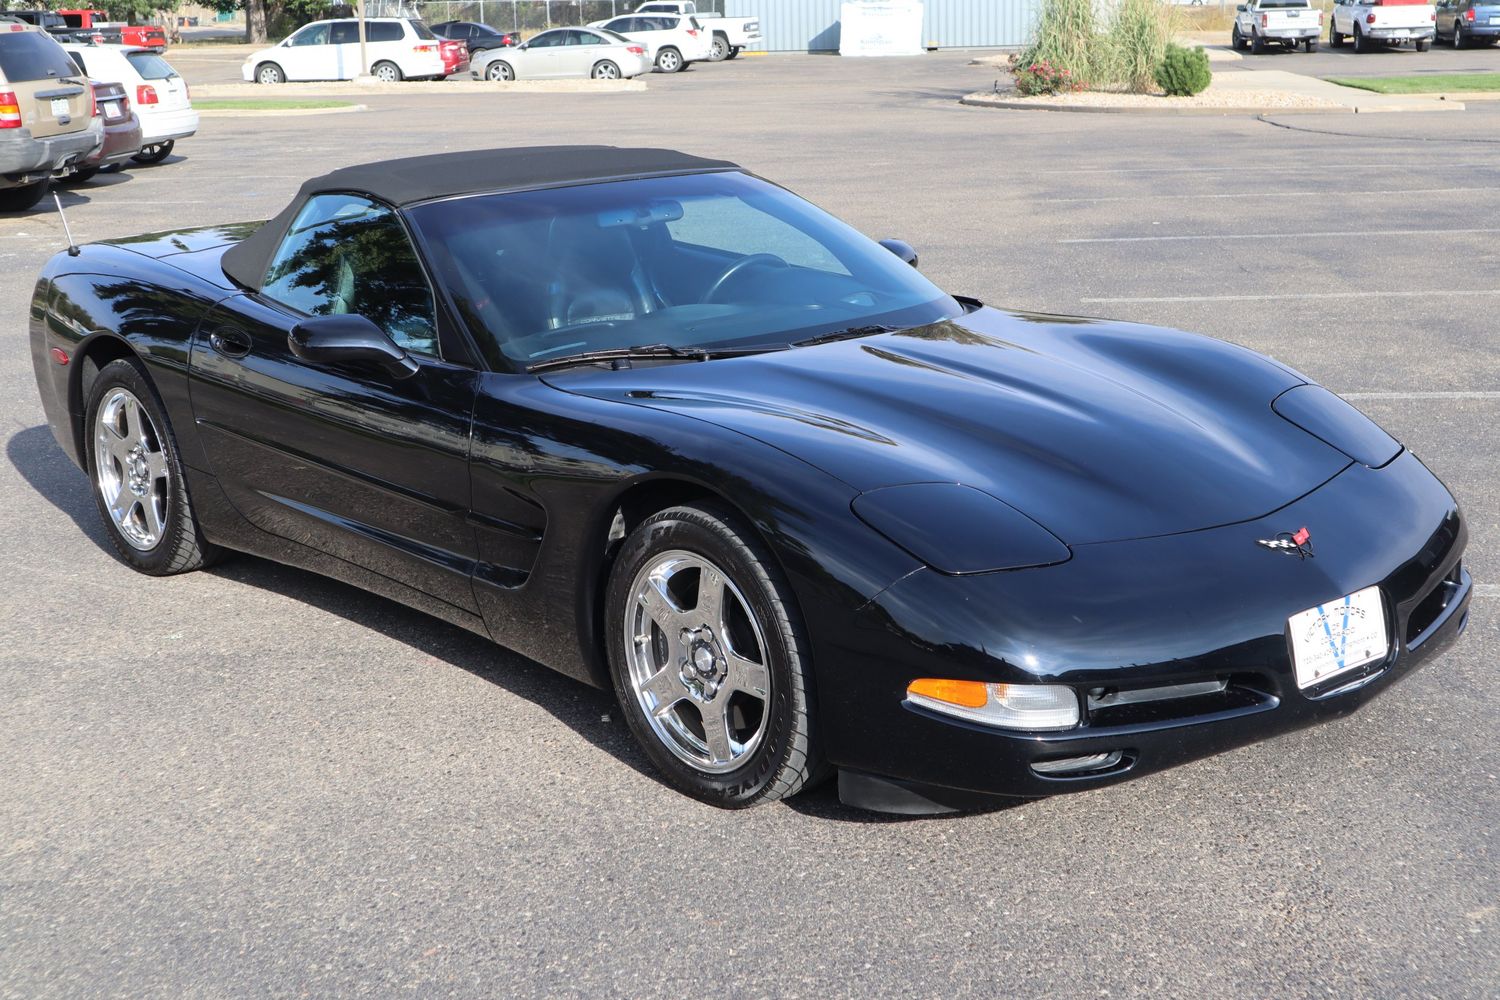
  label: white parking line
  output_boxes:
[1046,162,1500,175]
[1341,391,1500,400]
[1081,290,1500,303]
[1042,187,1490,204]
[1062,227,1500,244]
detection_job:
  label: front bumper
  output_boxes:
[827,451,1470,811]
[0,120,104,184]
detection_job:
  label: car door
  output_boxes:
[188,193,482,614]
[278,22,331,80]
[327,19,359,78]
[518,29,568,78]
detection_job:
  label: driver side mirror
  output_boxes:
[1236,4,1247,10]
[288,314,419,379]
[879,238,919,269]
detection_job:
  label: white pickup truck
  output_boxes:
[632,2,763,60]
[1232,0,1323,52]
[1330,0,1436,51]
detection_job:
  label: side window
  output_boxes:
[262,194,439,358]
[529,30,564,47]
[69,51,88,74]
[329,21,358,44]
[667,197,850,274]
[608,18,637,32]
[575,30,605,45]
[288,23,329,46]
[368,21,402,42]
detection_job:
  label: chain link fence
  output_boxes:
[367,0,725,31]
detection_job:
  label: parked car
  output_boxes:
[25,145,1473,812]
[1436,0,1500,44]
[0,23,101,211]
[58,78,141,183]
[430,20,518,54]
[589,12,712,72]
[1330,0,1437,50]
[1233,0,1323,51]
[632,1,762,60]
[64,43,195,164]
[58,10,168,49]
[243,17,465,83]
[470,27,650,81]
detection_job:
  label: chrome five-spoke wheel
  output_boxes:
[93,387,170,551]
[625,550,771,772]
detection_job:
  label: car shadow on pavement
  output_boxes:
[10,422,1018,823]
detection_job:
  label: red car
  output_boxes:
[59,10,167,49]
[61,79,141,184]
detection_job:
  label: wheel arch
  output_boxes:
[70,332,141,463]
[583,474,794,690]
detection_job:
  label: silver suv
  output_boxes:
[0,24,102,212]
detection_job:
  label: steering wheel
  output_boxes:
[701,253,789,304]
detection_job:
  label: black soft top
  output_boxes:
[221,145,741,291]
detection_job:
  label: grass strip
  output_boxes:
[1324,73,1500,94]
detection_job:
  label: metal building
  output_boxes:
[722,0,1038,51]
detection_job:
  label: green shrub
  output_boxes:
[1107,0,1175,94]
[1155,43,1212,96]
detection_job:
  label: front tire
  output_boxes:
[0,179,49,212]
[255,61,284,84]
[1232,24,1246,49]
[131,140,174,165]
[591,59,621,80]
[485,59,514,81]
[372,60,402,82]
[606,503,823,808]
[85,358,220,575]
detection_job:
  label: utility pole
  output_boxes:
[357,0,371,78]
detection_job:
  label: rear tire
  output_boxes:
[655,46,683,72]
[710,33,728,60]
[606,502,825,808]
[1452,21,1466,47]
[0,179,49,212]
[591,59,621,80]
[726,45,741,58]
[1415,36,1430,50]
[255,61,284,84]
[85,358,222,576]
[1353,24,1368,52]
[131,140,173,165]
[372,60,402,82]
[1305,38,1316,51]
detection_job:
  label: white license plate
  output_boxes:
[50,97,70,118]
[1490,15,1500,24]
[1288,586,1388,689]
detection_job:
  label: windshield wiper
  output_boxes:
[527,343,783,374]
[791,324,904,348]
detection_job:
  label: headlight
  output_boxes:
[852,483,1070,574]
[906,678,1080,730]
[1272,384,1400,469]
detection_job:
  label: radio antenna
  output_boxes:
[52,192,80,257]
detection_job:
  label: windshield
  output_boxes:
[126,50,178,79]
[408,172,959,370]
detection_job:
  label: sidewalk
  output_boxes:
[1213,68,1466,111]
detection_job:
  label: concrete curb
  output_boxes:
[192,79,647,98]
[196,103,367,117]
[959,93,1354,115]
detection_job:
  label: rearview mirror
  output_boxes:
[288,314,419,378]
[879,238,919,269]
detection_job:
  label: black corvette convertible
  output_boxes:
[29,147,1471,814]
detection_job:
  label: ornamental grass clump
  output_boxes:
[1015,0,1104,88]
[1155,43,1213,96]
[1107,0,1176,94]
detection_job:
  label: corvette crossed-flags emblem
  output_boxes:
[1257,526,1314,559]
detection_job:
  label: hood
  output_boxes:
[542,307,1353,546]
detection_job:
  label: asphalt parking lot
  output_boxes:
[2,48,1497,999]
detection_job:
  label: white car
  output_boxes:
[63,42,195,164]
[632,1,763,60]
[1330,0,1437,49]
[469,27,651,81]
[588,12,713,72]
[242,17,462,83]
